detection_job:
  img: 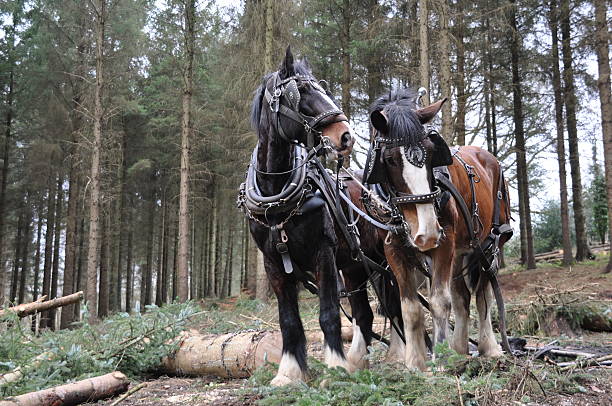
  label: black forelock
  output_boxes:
[369,88,424,145]
[250,58,315,131]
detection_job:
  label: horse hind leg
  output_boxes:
[450,258,471,355]
[476,281,503,357]
[430,247,454,350]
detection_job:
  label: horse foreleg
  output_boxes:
[267,261,307,386]
[385,246,427,371]
[317,247,351,371]
[450,259,471,355]
[476,281,503,357]
[344,266,373,371]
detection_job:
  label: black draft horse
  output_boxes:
[244,48,355,386]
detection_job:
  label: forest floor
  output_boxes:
[95,255,612,406]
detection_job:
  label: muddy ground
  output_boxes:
[95,257,612,406]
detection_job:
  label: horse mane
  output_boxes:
[250,59,314,131]
[369,88,424,145]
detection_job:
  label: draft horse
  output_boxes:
[238,48,357,386]
[339,89,512,370]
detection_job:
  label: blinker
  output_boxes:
[284,79,301,109]
[404,142,427,168]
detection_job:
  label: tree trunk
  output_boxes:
[155,188,166,307]
[98,212,109,318]
[10,208,24,304]
[560,0,591,261]
[418,0,430,106]
[86,0,107,321]
[143,183,156,308]
[548,0,573,266]
[0,10,17,305]
[438,0,452,143]
[593,0,612,273]
[73,218,85,321]
[172,217,179,301]
[454,1,466,146]
[41,179,57,327]
[341,0,352,119]
[32,205,43,302]
[49,177,63,329]
[125,202,134,312]
[509,0,536,269]
[161,198,170,303]
[18,205,31,304]
[0,291,83,318]
[177,0,195,303]
[61,171,80,329]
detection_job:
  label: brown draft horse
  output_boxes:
[338,89,512,371]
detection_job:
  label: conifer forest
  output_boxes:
[0,0,611,405]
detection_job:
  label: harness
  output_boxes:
[238,71,407,344]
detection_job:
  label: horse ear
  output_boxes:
[416,98,447,124]
[370,110,388,134]
[302,55,311,70]
[279,46,295,78]
[429,130,453,167]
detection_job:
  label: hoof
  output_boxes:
[480,347,504,358]
[345,356,368,373]
[270,375,299,387]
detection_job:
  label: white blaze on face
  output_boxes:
[400,147,440,251]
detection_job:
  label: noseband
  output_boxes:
[263,72,347,150]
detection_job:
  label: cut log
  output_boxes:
[163,330,283,378]
[0,292,83,319]
[0,352,53,386]
[0,371,129,406]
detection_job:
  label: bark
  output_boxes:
[593,0,612,272]
[509,0,536,269]
[177,0,195,303]
[172,217,179,300]
[0,291,83,318]
[548,0,574,266]
[560,0,592,261]
[49,177,63,329]
[207,196,217,297]
[161,198,170,303]
[454,1,466,146]
[86,0,107,321]
[0,371,129,406]
[0,10,17,304]
[221,227,233,298]
[438,0,452,143]
[264,0,273,72]
[418,0,430,106]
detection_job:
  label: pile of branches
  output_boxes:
[505,283,612,337]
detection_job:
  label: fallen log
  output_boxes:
[163,331,283,378]
[0,352,53,386]
[0,292,83,319]
[0,371,129,406]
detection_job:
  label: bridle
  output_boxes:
[365,128,442,205]
[263,72,347,151]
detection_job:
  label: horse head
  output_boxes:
[253,47,354,156]
[367,90,452,252]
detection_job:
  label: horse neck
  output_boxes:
[256,126,294,197]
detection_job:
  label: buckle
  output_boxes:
[276,242,289,254]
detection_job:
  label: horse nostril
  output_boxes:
[341,132,352,147]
